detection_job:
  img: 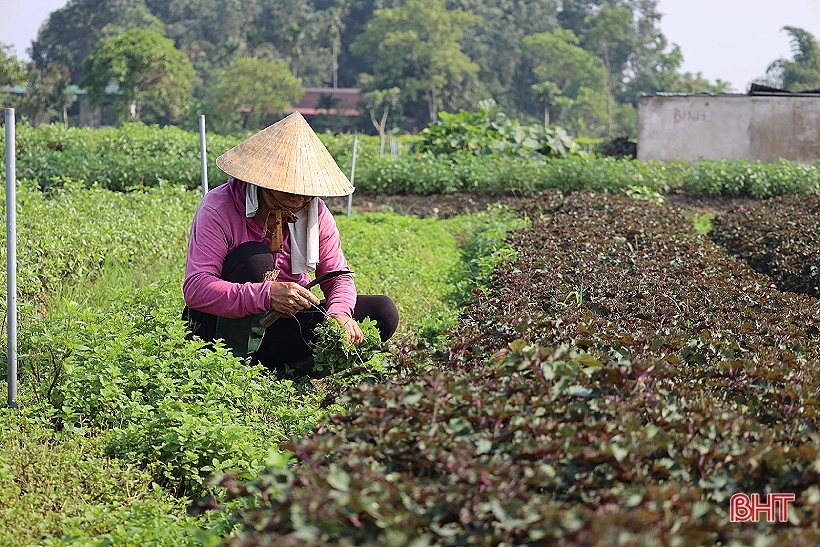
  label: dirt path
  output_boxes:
[325,191,755,220]
[665,192,756,216]
[324,192,527,219]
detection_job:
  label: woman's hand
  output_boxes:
[330,314,363,346]
[269,282,320,314]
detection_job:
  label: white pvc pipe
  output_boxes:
[5,108,17,408]
[346,135,358,218]
[199,115,208,197]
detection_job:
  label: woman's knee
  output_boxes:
[354,294,399,341]
[221,241,275,283]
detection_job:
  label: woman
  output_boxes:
[183,112,398,378]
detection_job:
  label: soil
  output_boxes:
[324,192,527,219]
[664,192,757,216]
[324,191,757,220]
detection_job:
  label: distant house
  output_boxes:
[638,85,820,163]
[286,87,361,120]
[1,83,119,127]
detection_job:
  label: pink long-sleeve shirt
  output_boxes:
[183,178,356,319]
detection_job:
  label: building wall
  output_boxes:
[637,94,820,163]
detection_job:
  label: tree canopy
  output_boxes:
[25,0,762,136]
[523,29,608,133]
[762,26,820,91]
[80,28,194,124]
[361,86,401,155]
[31,0,165,83]
[447,0,559,113]
[207,56,304,132]
[351,0,481,123]
[0,43,29,113]
[0,43,28,87]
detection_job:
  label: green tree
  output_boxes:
[448,0,560,113]
[0,43,28,86]
[31,0,164,84]
[670,71,733,94]
[310,92,350,134]
[321,0,409,89]
[577,6,634,83]
[763,26,820,91]
[207,56,303,133]
[284,22,306,79]
[0,43,28,111]
[351,0,481,123]
[558,0,692,104]
[145,0,263,72]
[80,28,194,124]
[253,0,330,87]
[522,29,608,135]
[612,0,687,101]
[579,6,633,135]
[315,93,343,113]
[325,2,350,89]
[362,85,401,156]
[20,62,73,127]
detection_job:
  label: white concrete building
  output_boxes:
[637,88,820,163]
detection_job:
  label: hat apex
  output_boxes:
[216,112,354,197]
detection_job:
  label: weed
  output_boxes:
[692,212,715,235]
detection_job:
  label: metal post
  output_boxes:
[199,115,208,197]
[346,135,358,219]
[5,109,17,408]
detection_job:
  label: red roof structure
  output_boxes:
[286,87,361,119]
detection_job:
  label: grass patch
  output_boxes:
[336,212,463,339]
[336,206,525,345]
[0,408,204,547]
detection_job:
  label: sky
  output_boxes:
[2,0,820,93]
[656,0,820,92]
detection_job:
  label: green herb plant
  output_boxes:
[692,212,715,235]
[623,184,665,204]
[311,317,384,378]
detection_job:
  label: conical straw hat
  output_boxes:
[216,112,354,197]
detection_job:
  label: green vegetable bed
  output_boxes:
[217,190,820,546]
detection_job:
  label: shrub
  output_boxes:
[676,158,820,198]
[414,99,581,158]
[3,123,238,191]
[355,154,673,196]
[4,123,820,199]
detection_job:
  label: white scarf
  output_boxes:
[246,183,319,274]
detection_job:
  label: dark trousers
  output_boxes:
[183,242,399,378]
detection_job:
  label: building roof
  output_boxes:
[1,84,119,98]
[747,83,820,96]
[640,84,820,99]
[286,87,361,117]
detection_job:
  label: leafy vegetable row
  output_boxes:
[216,191,820,546]
[710,194,820,298]
[4,123,820,198]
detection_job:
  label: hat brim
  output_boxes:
[216,112,354,197]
